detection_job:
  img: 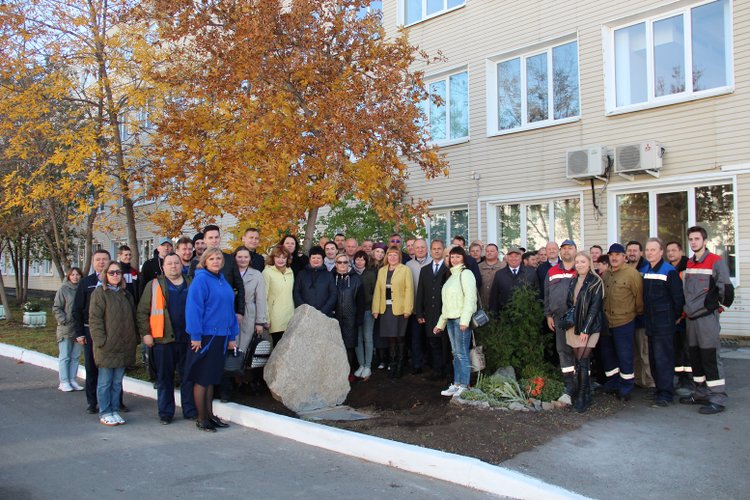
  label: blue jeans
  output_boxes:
[58,338,82,384]
[355,311,375,369]
[446,319,472,387]
[97,367,125,415]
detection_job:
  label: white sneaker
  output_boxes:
[58,382,74,392]
[100,414,118,426]
[70,380,84,391]
[360,367,372,380]
[453,386,467,398]
[354,366,365,378]
[111,412,125,425]
[441,384,459,397]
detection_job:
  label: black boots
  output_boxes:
[388,343,405,379]
[575,358,592,413]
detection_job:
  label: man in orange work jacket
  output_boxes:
[137,253,194,424]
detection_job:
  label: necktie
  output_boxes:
[513,268,517,276]
[434,263,439,275]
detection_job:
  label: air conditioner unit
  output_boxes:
[566,146,609,180]
[615,141,664,175]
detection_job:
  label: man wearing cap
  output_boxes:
[489,246,537,315]
[543,239,578,402]
[600,243,644,401]
[141,238,173,292]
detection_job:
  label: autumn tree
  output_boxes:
[149,0,447,250]
[0,0,169,266]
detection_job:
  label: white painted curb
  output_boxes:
[0,342,586,499]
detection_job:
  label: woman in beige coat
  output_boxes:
[372,246,413,378]
[262,245,295,346]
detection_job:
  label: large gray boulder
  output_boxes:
[263,304,350,413]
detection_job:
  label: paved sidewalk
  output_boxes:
[0,356,497,500]
[504,351,750,499]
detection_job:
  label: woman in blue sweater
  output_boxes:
[185,248,239,432]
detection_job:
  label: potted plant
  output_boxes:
[22,301,47,328]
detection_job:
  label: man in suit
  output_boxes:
[415,239,451,381]
[489,246,539,316]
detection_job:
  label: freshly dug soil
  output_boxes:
[232,367,624,465]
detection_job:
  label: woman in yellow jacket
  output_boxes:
[434,246,477,398]
[372,245,413,378]
[262,246,295,347]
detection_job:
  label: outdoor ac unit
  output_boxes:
[615,141,664,174]
[566,146,609,180]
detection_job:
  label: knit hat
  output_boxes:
[372,242,387,252]
[192,232,204,244]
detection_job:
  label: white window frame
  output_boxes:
[42,260,54,276]
[426,205,470,244]
[398,0,465,27]
[424,65,470,146]
[603,0,734,115]
[607,173,739,284]
[30,261,40,277]
[485,192,585,251]
[486,33,580,136]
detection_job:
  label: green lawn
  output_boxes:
[0,299,149,380]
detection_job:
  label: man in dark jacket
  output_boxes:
[72,249,112,414]
[293,246,338,316]
[241,227,265,272]
[140,238,173,294]
[415,240,451,381]
[189,225,245,321]
[117,245,141,303]
[489,246,538,315]
[666,240,692,395]
[451,236,482,289]
[640,238,684,408]
[537,241,560,287]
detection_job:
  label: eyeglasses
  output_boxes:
[107,270,122,276]
[390,239,401,244]
[336,260,349,264]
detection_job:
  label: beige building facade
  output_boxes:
[388,0,748,336]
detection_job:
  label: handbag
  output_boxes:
[224,347,245,376]
[246,333,273,369]
[560,306,576,331]
[459,269,490,329]
[469,333,485,372]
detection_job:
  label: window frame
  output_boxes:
[487,193,585,252]
[607,174,739,284]
[603,0,734,116]
[399,0,465,27]
[486,33,581,136]
[426,205,470,245]
[424,66,470,146]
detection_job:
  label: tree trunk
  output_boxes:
[22,235,30,303]
[83,206,98,275]
[303,206,320,253]
[0,270,12,321]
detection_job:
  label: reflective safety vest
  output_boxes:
[149,279,166,338]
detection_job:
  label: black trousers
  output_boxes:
[82,326,98,407]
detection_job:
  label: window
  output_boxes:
[614,182,736,278]
[495,197,581,252]
[42,260,53,276]
[428,207,468,244]
[488,37,579,134]
[402,0,464,26]
[607,0,733,113]
[30,261,40,277]
[425,70,469,144]
[138,239,154,268]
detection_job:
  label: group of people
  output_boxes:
[53,223,732,431]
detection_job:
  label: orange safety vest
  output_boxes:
[149,279,166,339]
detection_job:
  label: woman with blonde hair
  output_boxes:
[566,251,604,413]
[185,247,239,432]
[262,245,295,347]
[372,245,413,378]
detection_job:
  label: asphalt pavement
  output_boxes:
[504,349,750,499]
[0,356,496,500]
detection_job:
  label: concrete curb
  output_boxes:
[0,342,586,499]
